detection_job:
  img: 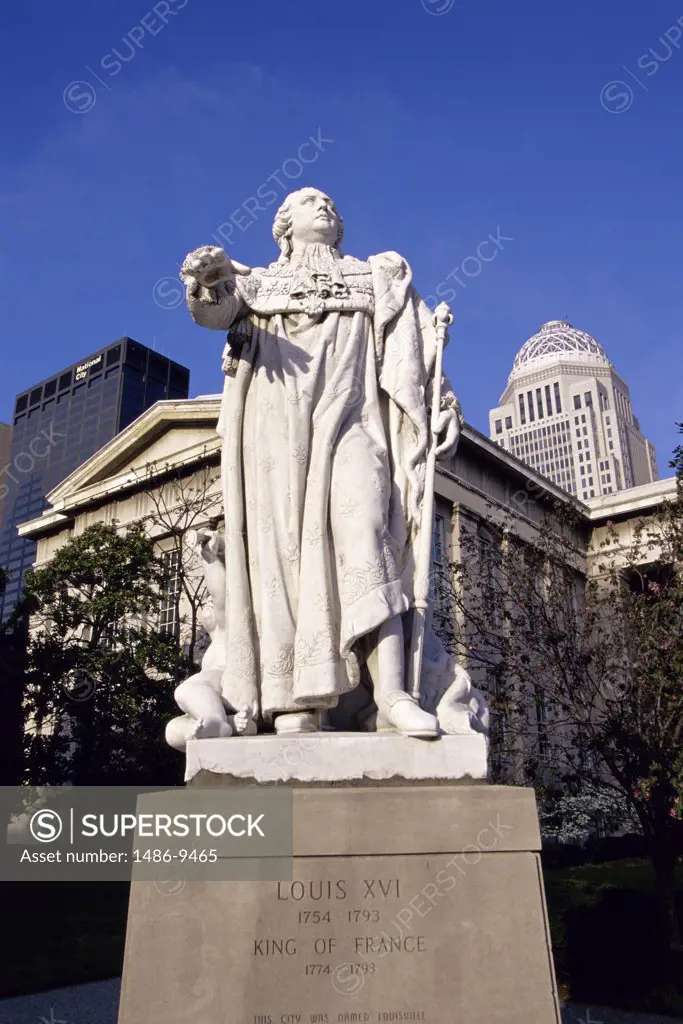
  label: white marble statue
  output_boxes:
[165,528,257,750]
[173,187,488,742]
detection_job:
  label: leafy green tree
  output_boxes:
[22,522,185,786]
[437,428,683,952]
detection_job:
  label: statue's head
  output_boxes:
[273,188,344,257]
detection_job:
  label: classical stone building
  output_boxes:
[489,320,659,500]
[18,395,676,772]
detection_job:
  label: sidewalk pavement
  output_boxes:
[0,980,119,1024]
[563,1005,682,1024]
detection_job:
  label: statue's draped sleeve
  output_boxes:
[369,251,458,532]
[184,276,252,331]
[185,274,262,438]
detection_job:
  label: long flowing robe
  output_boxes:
[186,245,464,720]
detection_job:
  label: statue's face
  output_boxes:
[288,189,340,247]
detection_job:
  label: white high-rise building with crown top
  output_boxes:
[489,320,658,500]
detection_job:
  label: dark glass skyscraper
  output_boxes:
[0,338,190,620]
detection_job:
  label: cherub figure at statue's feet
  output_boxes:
[165,667,259,757]
[166,527,261,751]
[189,716,233,741]
[188,707,257,740]
[166,693,257,751]
[233,709,257,735]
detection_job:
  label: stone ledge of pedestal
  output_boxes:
[287,785,541,855]
[185,731,488,785]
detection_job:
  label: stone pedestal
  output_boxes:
[118,738,560,1024]
[185,732,489,785]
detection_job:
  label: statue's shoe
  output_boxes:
[273,711,320,735]
[382,692,439,739]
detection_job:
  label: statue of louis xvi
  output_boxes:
[165,188,488,748]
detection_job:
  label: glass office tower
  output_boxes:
[0,423,12,525]
[0,338,190,620]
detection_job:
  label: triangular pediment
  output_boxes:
[46,397,221,511]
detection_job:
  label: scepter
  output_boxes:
[407,301,453,701]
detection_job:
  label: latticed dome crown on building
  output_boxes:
[508,320,611,385]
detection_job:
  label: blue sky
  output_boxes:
[1,0,681,474]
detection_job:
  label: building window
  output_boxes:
[573,395,581,410]
[527,392,535,422]
[432,515,449,626]
[518,395,526,425]
[159,549,182,637]
[479,533,501,621]
[554,383,562,413]
[584,392,592,406]
[536,388,543,419]
[433,514,445,565]
[505,416,512,430]
[535,691,550,757]
[495,419,502,435]
[544,385,552,417]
